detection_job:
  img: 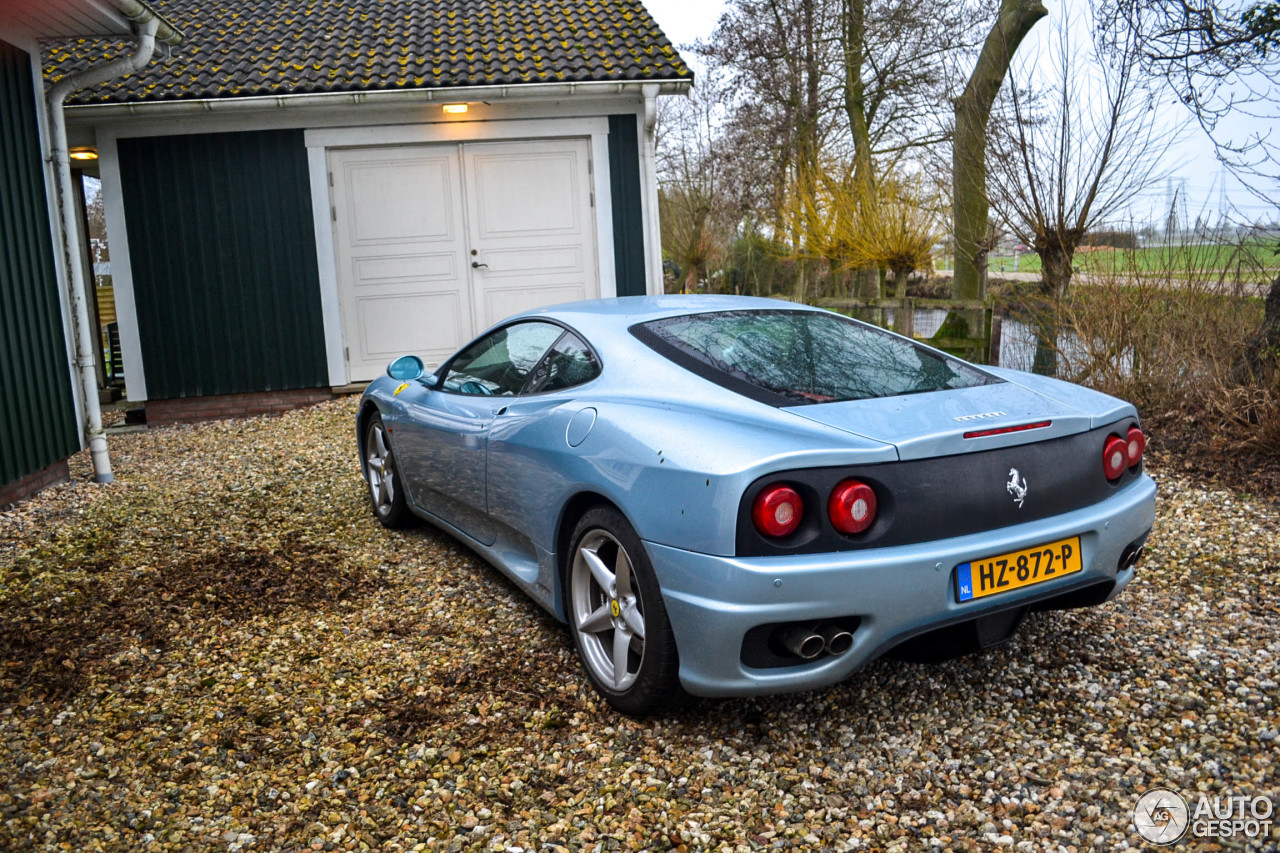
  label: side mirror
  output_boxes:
[387,355,424,381]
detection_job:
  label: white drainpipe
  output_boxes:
[47,8,172,483]
[641,83,663,294]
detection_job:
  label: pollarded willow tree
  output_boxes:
[986,8,1176,303]
[774,165,943,308]
[822,174,943,288]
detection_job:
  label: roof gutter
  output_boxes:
[47,1,181,483]
[62,77,694,121]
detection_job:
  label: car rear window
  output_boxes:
[632,309,998,406]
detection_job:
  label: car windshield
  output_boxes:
[632,309,998,406]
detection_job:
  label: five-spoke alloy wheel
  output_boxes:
[364,413,412,528]
[567,507,684,715]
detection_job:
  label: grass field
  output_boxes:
[980,240,1280,276]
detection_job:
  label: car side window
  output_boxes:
[523,332,600,394]
[442,322,565,396]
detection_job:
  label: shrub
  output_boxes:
[905,276,953,299]
[1081,230,1138,250]
[1010,233,1279,457]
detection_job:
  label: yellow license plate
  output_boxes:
[956,536,1083,602]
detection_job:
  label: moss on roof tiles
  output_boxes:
[44,0,692,105]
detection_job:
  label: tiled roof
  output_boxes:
[44,0,692,106]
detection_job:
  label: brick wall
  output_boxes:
[0,458,71,508]
[145,388,334,426]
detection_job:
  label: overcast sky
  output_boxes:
[643,0,1276,226]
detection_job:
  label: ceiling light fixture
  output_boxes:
[68,146,99,161]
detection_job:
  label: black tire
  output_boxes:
[565,507,686,716]
[363,413,413,529]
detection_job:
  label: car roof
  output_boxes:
[512,294,823,327]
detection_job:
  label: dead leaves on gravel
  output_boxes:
[1,398,1277,852]
[0,532,379,703]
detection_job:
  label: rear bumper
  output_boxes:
[648,474,1157,697]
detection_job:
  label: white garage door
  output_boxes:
[329,139,599,382]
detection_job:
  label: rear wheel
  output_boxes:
[566,507,685,716]
[364,413,413,528]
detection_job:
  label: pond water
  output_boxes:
[892,308,1086,374]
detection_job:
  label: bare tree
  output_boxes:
[1087,2,1280,420]
[849,0,985,167]
[952,0,1047,301]
[841,0,983,296]
[1096,0,1280,207]
[656,76,739,292]
[986,9,1177,301]
[698,0,985,299]
[84,181,108,263]
[699,0,836,233]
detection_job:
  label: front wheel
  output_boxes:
[363,413,413,528]
[566,507,685,716]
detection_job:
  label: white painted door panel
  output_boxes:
[329,147,471,381]
[330,138,598,383]
[462,139,599,331]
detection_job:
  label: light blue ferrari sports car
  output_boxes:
[357,295,1156,715]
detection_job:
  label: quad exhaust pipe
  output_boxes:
[776,622,855,660]
[1118,544,1145,572]
[777,626,825,660]
[818,623,854,656]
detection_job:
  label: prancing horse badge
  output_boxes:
[1006,468,1028,508]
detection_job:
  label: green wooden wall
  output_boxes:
[608,114,648,297]
[117,129,327,399]
[0,39,80,488]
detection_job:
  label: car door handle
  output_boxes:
[471,261,488,269]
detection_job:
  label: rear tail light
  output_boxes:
[1102,435,1128,481]
[828,479,877,535]
[752,484,804,538]
[1126,426,1145,468]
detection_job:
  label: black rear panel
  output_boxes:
[736,419,1143,557]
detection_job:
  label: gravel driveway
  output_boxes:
[1,398,1276,851]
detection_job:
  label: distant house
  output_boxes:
[1,0,182,506]
[45,0,693,426]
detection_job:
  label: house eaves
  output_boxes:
[0,0,182,45]
[61,76,692,120]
